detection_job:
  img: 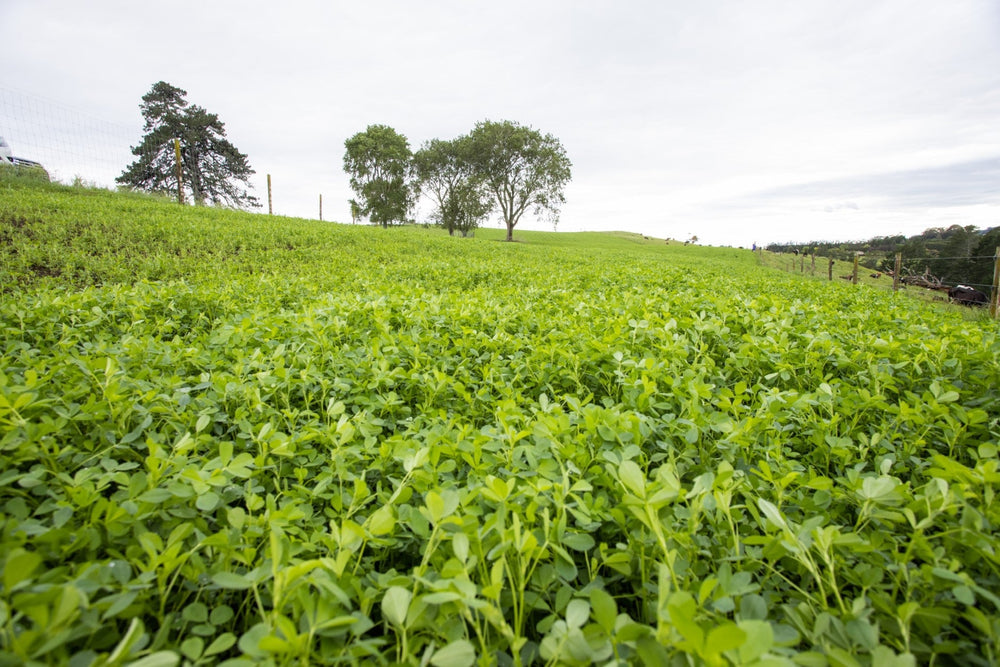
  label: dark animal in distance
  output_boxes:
[948,285,988,307]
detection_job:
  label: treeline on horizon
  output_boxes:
[767,224,1000,291]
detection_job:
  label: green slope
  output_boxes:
[2,179,1000,665]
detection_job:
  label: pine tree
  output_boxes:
[118,82,260,209]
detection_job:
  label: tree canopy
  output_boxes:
[413,136,491,237]
[117,81,259,209]
[341,119,571,240]
[467,120,572,242]
[343,125,414,228]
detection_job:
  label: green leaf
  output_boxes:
[196,491,221,511]
[953,585,975,605]
[137,489,173,504]
[227,507,246,530]
[858,476,900,502]
[108,618,146,665]
[667,592,703,650]
[756,498,788,532]
[102,590,139,620]
[565,599,590,630]
[739,594,768,621]
[736,620,774,663]
[869,646,917,667]
[210,605,235,626]
[590,588,617,634]
[424,489,460,524]
[219,440,234,466]
[430,639,476,667]
[486,476,513,501]
[561,532,595,552]
[195,414,211,433]
[422,591,462,604]
[705,623,746,656]
[182,602,208,623]
[124,652,180,667]
[635,636,670,665]
[698,577,718,604]
[452,532,470,563]
[52,505,73,527]
[381,586,412,628]
[203,633,236,656]
[3,548,41,590]
[180,637,204,661]
[366,504,395,536]
[238,623,270,658]
[618,460,646,497]
[403,448,429,473]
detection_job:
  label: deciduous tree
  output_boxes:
[467,120,571,242]
[118,81,259,208]
[413,136,492,237]
[343,125,414,228]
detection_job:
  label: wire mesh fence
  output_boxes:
[0,86,138,186]
[0,87,321,219]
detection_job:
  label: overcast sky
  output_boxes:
[2,0,998,246]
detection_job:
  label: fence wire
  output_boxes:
[886,254,997,291]
[764,249,998,313]
[0,86,138,186]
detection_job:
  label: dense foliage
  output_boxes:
[2,179,1000,666]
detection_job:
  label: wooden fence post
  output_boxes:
[893,253,902,292]
[811,255,815,275]
[800,256,804,273]
[828,258,834,281]
[319,194,323,221]
[267,174,273,215]
[852,253,859,285]
[990,246,1000,319]
[173,138,184,205]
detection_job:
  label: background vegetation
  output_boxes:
[766,225,1000,292]
[2,176,999,666]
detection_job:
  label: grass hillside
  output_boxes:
[0,178,746,293]
[2,177,1000,665]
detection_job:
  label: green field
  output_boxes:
[2,177,999,666]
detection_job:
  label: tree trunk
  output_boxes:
[505,221,514,242]
[188,149,202,205]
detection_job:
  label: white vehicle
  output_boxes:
[0,135,47,171]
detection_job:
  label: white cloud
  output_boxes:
[1,0,998,245]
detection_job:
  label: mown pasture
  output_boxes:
[2,178,999,666]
